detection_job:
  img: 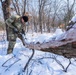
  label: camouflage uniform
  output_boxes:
[6,15,26,54]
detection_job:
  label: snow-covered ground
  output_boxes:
[0,28,76,75]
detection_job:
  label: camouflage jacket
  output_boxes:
[5,15,25,33]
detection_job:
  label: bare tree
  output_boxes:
[63,0,76,27]
[1,0,76,34]
[12,0,21,15]
[45,3,52,32]
[38,0,47,33]
[12,0,27,16]
[1,0,11,40]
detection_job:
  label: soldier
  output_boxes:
[66,14,76,31]
[5,13,31,54]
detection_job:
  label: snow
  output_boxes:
[0,28,76,75]
[51,28,65,41]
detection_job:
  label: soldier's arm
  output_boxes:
[22,23,26,35]
[5,16,16,29]
[66,21,75,31]
[68,21,74,26]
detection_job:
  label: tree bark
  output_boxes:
[25,37,76,59]
[1,0,11,40]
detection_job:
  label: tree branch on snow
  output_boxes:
[64,59,71,72]
[5,58,21,72]
[54,57,71,72]
[18,49,35,75]
[32,55,71,72]
[2,56,21,72]
[2,56,14,67]
[23,49,35,72]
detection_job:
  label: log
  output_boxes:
[25,39,76,58]
[25,28,76,58]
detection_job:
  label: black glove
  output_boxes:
[13,28,19,33]
[21,29,25,35]
[66,21,74,31]
[66,25,73,31]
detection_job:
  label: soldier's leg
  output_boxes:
[18,34,25,46]
[7,30,17,54]
[7,40,16,54]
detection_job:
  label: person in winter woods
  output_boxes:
[66,14,76,31]
[5,12,31,54]
[61,14,76,41]
[66,14,76,48]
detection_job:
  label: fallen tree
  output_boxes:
[25,28,76,58]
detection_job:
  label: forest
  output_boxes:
[0,0,76,75]
[0,0,76,32]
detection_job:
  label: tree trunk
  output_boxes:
[24,39,76,58]
[1,0,11,40]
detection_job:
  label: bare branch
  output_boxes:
[23,49,35,72]
[2,56,14,67]
[18,49,35,75]
[5,58,21,72]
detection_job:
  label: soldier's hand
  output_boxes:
[66,25,72,31]
[13,28,18,33]
[21,29,25,35]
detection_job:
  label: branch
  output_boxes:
[2,56,14,67]
[23,49,35,72]
[18,49,35,75]
[2,56,21,72]
[54,57,71,72]
[5,58,21,71]
[64,59,71,72]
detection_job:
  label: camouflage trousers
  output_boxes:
[7,33,25,54]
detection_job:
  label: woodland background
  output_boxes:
[0,0,76,33]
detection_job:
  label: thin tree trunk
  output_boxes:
[1,0,11,40]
